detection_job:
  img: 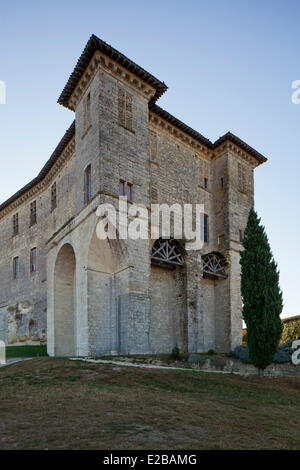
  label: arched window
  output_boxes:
[151,238,184,269]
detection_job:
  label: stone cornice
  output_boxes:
[213,132,267,165]
[149,111,213,160]
[213,141,260,168]
[149,108,266,167]
[0,137,75,221]
[68,51,157,111]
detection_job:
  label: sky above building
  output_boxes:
[0,0,299,318]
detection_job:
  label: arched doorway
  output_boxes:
[54,244,76,356]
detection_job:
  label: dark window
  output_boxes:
[204,214,209,243]
[84,165,92,203]
[221,177,224,188]
[30,248,37,273]
[51,182,57,211]
[119,180,126,197]
[239,230,244,243]
[127,183,133,201]
[13,213,19,236]
[13,257,20,279]
[30,201,37,226]
[204,178,208,189]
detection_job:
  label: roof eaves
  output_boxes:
[213,132,267,164]
[0,121,75,213]
[150,104,213,149]
[58,34,168,109]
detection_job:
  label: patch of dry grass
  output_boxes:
[0,358,300,450]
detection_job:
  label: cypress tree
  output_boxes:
[240,207,283,376]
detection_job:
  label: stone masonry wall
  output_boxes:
[0,148,76,344]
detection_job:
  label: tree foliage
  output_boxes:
[240,207,283,372]
[281,320,300,344]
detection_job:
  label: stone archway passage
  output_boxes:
[54,244,76,356]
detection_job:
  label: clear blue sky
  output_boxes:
[0,0,299,318]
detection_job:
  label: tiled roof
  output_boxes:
[58,34,167,109]
[0,121,75,212]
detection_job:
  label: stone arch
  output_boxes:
[149,238,187,354]
[87,229,129,356]
[54,243,76,356]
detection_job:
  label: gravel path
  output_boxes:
[69,357,238,374]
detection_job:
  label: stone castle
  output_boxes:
[0,35,266,356]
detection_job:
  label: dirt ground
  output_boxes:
[0,357,300,450]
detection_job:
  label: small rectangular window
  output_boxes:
[51,182,57,211]
[118,88,133,131]
[118,88,126,128]
[221,177,224,188]
[127,183,133,201]
[239,230,244,243]
[30,201,37,226]
[119,180,125,197]
[125,93,133,131]
[150,130,158,161]
[218,234,225,246]
[204,178,208,189]
[13,257,20,279]
[30,248,37,273]
[13,213,19,236]
[83,91,91,133]
[204,214,209,243]
[84,165,92,203]
[238,163,246,193]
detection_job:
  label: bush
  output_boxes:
[188,353,208,364]
[232,341,296,365]
[207,349,215,355]
[274,350,290,363]
[233,345,250,363]
[171,344,181,360]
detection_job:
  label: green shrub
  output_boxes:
[171,345,181,360]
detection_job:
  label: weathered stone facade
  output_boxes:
[0,35,266,355]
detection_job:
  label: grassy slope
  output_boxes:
[0,357,300,450]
